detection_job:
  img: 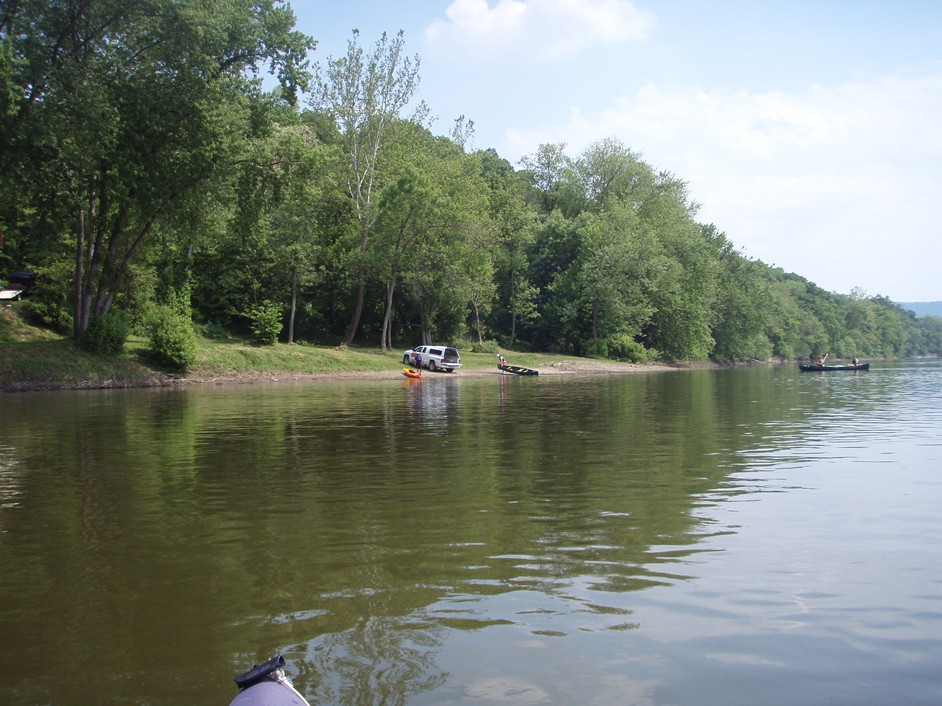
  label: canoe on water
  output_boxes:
[799,363,869,372]
[498,364,539,376]
[403,367,422,378]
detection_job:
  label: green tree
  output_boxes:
[372,166,438,350]
[311,29,421,345]
[576,137,649,211]
[706,226,774,361]
[370,121,493,347]
[483,150,537,348]
[518,142,584,216]
[0,0,313,342]
[265,124,344,343]
[571,205,657,346]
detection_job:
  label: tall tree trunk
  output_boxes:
[509,272,518,349]
[75,200,152,333]
[380,257,403,352]
[415,292,429,345]
[77,192,101,338]
[472,301,483,343]
[343,220,371,345]
[288,265,298,344]
[344,271,366,345]
[183,242,194,278]
[380,281,394,352]
[592,299,601,340]
[73,206,84,340]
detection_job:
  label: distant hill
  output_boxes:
[899,302,942,317]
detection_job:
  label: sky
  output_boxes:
[287,0,942,303]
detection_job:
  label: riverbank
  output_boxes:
[178,356,681,386]
[2,306,685,392]
[0,350,680,392]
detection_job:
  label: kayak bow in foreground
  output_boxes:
[230,655,311,706]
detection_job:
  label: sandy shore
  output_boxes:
[181,359,689,386]
[2,358,714,393]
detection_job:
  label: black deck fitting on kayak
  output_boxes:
[234,655,286,690]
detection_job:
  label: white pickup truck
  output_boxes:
[402,345,462,372]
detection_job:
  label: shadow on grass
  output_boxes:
[1,337,171,390]
[130,347,189,376]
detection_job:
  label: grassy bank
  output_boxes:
[2,305,648,391]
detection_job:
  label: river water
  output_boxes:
[1,361,941,705]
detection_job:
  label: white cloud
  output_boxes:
[506,72,942,172]
[501,72,942,298]
[424,0,655,62]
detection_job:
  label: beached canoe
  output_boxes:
[498,364,539,376]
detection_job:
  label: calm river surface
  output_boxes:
[2,361,941,705]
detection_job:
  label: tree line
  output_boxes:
[2,1,939,365]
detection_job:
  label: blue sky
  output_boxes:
[287,0,942,302]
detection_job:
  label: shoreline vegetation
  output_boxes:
[2,306,697,393]
[5,10,942,398]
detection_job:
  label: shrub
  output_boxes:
[248,300,283,345]
[195,320,232,341]
[18,298,71,335]
[12,261,74,334]
[606,333,651,363]
[80,310,131,355]
[585,337,609,359]
[146,304,198,369]
[469,339,500,354]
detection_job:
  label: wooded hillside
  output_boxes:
[3,5,940,364]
